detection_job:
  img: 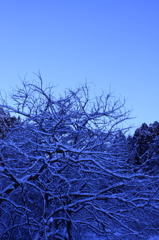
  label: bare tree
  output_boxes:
[0,76,159,240]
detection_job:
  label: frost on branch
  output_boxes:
[0,76,159,240]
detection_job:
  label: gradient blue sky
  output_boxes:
[0,1,159,134]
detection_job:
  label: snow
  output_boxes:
[149,236,159,240]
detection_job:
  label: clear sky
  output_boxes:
[0,0,159,134]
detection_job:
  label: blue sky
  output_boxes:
[0,0,159,134]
